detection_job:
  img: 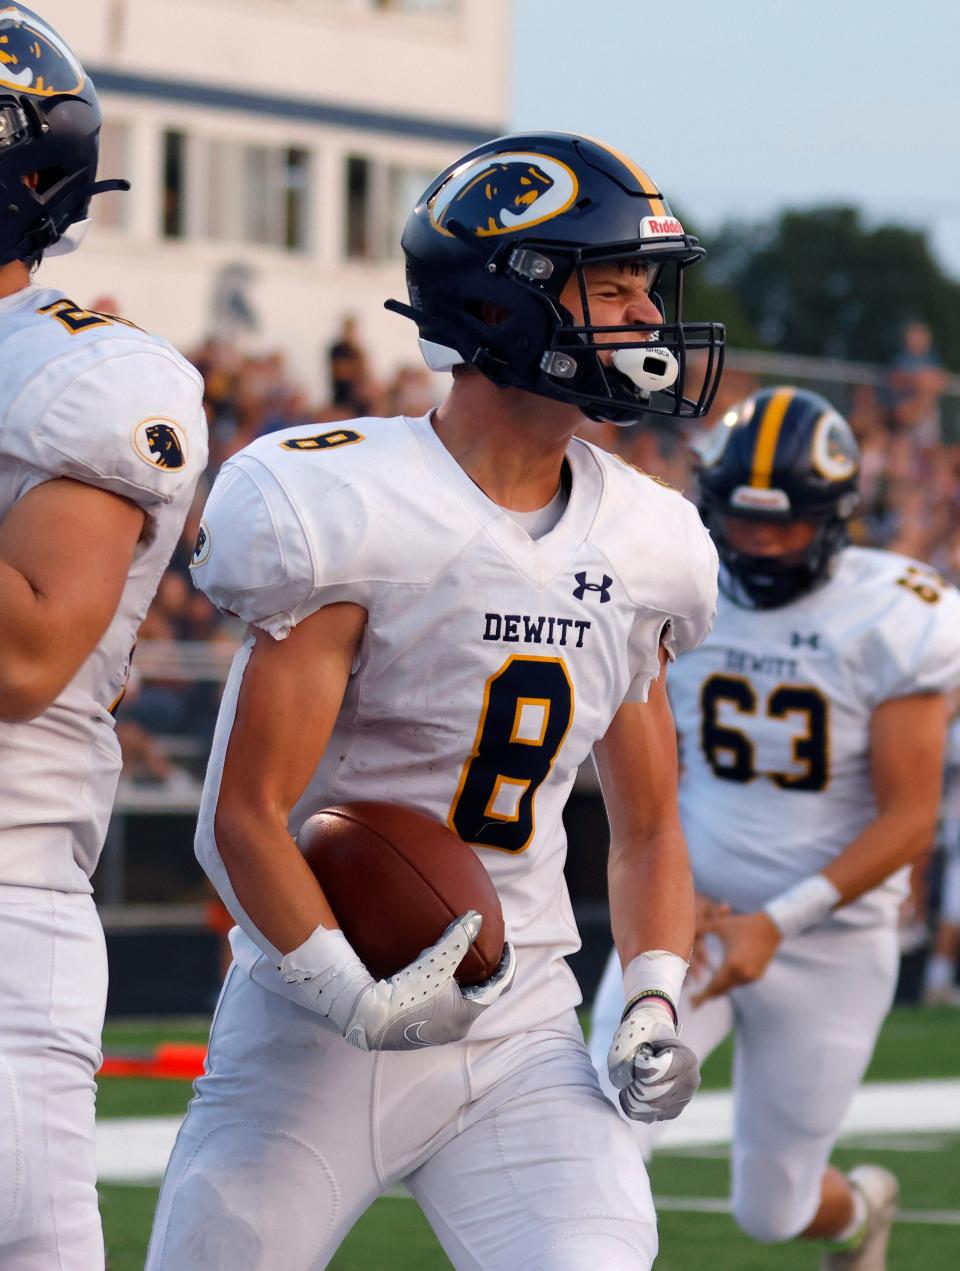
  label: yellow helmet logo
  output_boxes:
[429,152,579,239]
[0,6,85,98]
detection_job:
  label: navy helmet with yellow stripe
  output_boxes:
[386,132,725,425]
[0,5,128,265]
[696,386,860,608]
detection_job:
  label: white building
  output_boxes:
[35,0,511,396]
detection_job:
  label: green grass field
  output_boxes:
[98,1007,960,1269]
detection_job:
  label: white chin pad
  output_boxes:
[613,344,679,393]
[418,338,465,373]
[46,218,91,257]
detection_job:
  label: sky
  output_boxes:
[512,0,960,280]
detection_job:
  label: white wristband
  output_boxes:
[622,949,688,1021]
[763,874,841,938]
[277,925,372,1028]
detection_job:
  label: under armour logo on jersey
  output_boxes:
[790,631,821,649]
[573,572,613,603]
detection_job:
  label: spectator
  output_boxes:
[326,314,371,413]
[885,321,948,438]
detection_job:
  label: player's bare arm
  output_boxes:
[213,601,368,951]
[595,648,694,966]
[213,601,516,1051]
[695,692,948,1005]
[826,692,947,898]
[593,646,701,1122]
[0,477,145,721]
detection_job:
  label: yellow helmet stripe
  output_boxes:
[750,388,794,488]
[582,136,667,216]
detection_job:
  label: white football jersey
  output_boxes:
[670,546,960,928]
[191,413,717,1035]
[0,285,207,891]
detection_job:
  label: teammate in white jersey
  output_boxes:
[0,9,208,1267]
[591,387,960,1269]
[146,132,726,1270]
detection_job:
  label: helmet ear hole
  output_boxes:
[475,300,513,327]
[34,165,67,196]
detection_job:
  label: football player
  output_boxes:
[591,387,960,1269]
[146,133,725,1269]
[0,8,208,1268]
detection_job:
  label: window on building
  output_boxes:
[386,163,435,258]
[345,157,436,262]
[282,147,311,251]
[96,120,131,230]
[161,129,188,240]
[344,155,374,260]
[206,141,312,252]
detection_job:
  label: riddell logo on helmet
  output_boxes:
[730,486,792,512]
[640,216,684,238]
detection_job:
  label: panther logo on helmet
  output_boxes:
[429,152,579,239]
[811,410,858,481]
[0,6,85,97]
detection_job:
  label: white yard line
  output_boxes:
[96,1078,960,1187]
[650,1197,960,1226]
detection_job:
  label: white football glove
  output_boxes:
[607,1002,700,1123]
[278,911,517,1052]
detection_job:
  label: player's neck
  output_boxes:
[432,374,581,512]
[0,261,31,299]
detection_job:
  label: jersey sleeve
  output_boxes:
[860,577,960,706]
[189,460,315,640]
[190,451,375,639]
[4,343,207,510]
[659,509,719,661]
[622,500,719,703]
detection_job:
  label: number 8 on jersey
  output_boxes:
[450,656,574,852]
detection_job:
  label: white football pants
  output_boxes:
[147,964,658,1270]
[590,923,899,1243]
[0,885,107,1270]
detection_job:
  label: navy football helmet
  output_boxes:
[386,133,725,424]
[0,5,128,265]
[696,386,861,608]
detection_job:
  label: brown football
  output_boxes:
[297,802,504,986]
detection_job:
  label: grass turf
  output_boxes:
[98,1006,960,1269]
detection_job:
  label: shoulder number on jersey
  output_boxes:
[280,429,365,452]
[38,298,142,335]
[450,655,574,852]
[701,673,830,792]
[895,564,944,606]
